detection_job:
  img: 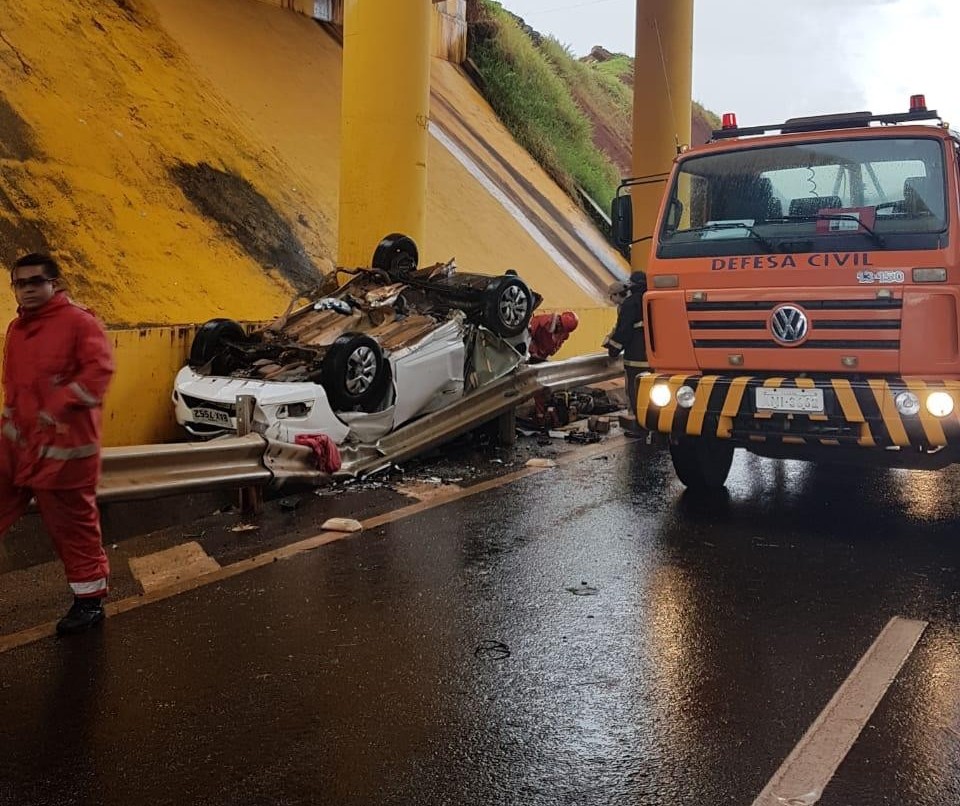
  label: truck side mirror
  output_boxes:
[611,194,633,246]
[665,198,683,231]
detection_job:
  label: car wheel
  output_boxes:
[189,319,246,371]
[371,233,419,277]
[483,276,535,337]
[669,438,735,491]
[321,332,390,412]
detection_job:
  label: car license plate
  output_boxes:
[192,407,231,427]
[755,387,824,414]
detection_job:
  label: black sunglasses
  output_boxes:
[11,276,53,290]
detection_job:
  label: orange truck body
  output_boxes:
[636,106,960,473]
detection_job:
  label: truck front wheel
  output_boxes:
[669,438,735,491]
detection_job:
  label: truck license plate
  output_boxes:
[192,407,231,426]
[755,387,824,414]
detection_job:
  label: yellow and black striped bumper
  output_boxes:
[636,374,960,449]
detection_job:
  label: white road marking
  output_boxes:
[752,616,928,806]
[429,122,605,302]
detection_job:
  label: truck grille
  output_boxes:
[687,298,902,351]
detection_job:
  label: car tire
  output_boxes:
[371,233,419,277]
[482,275,535,338]
[322,332,390,412]
[669,438,735,491]
[189,319,246,371]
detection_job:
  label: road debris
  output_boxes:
[322,517,363,533]
[474,640,511,660]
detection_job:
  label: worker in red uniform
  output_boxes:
[1,253,115,636]
[526,311,579,427]
[527,311,579,364]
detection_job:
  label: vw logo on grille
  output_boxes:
[770,304,809,345]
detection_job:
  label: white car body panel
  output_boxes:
[172,317,517,447]
[173,368,352,444]
[390,317,465,425]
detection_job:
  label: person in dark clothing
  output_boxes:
[603,271,647,415]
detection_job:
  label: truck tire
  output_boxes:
[321,333,389,412]
[669,438,735,491]
[371,233,419,277]
[482,275,535,338]
[189,319,246,371]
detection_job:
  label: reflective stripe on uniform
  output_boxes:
[606,338,623,350]
[633,321,644,329]
[70,578,107,596]
[70,382,99,407]
[40,443,98,461]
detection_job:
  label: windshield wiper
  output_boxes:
[771,214,886,249]
[678,222,775,253]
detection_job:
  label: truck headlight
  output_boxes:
[650,383,672,407]
[925,391,954,418]
[676,385,696,409]
[894,391,920,416]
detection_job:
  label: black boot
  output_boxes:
[56,596,105,636]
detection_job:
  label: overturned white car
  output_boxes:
[173,235,540,447]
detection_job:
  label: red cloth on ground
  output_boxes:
[294,433,343,473]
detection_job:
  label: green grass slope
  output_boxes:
[466,0,720,215]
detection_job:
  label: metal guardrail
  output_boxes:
[98,434,317,503]
[97,353,623,502]
[340,352,622,477]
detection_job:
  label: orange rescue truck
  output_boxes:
[613,96,960,490]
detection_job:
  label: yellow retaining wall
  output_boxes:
[432,1,468,62]
[103,327,199,447]
[549,307,618,361]
[251,0,466,62]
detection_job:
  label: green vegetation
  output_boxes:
[468,0,621,208]
[695,102,722,132]
[593,53,633,85]
[467,0,720,216]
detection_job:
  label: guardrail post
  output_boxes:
[236,395,264,518]
[496,408,517,446]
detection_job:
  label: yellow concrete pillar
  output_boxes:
[631,0,693,270]
[339,0,432,268]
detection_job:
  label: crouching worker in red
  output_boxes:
[1,254,115,635]
[527,311,579,427]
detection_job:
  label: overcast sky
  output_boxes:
[501,0,957,125]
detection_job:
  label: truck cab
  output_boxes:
[618,97,960,489]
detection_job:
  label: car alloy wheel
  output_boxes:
[499,283,530,328]
[345,345,379,395]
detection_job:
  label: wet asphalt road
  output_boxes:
[2,441,960,805]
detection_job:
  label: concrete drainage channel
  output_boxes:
[97,353,623,503]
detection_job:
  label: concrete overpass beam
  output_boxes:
[631,0,693,271]
[338,0,432,267]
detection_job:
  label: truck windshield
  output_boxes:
[658,137,948,258]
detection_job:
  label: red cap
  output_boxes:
[559,311,579,333]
